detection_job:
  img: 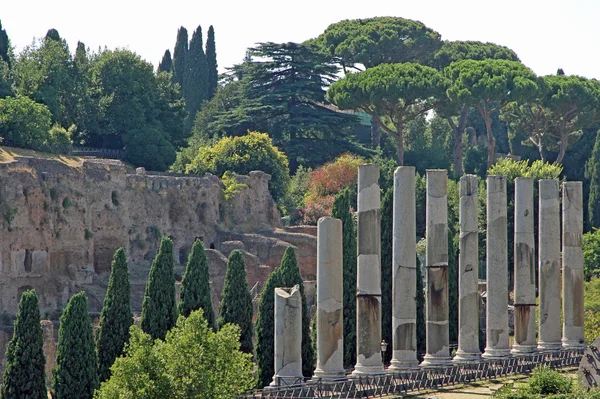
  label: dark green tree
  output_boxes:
[218,250,254,354]
[1,290,46,399]
[53,292,98,399]
[45,29,61,42]
[179,240,215,329]
[586,130,600,229]
[331,188,356,368]
[183,25,208,132]
[206,25,218,99]
[158,49,173,73]
[0,20,11,98]
[141,237,178,340]
[381,187,393,363]
[172,27,188,90]
[96,248,133,383]
[0,95,52,149]
[0,20,11,67]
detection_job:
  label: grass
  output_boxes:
[0,146,83,168]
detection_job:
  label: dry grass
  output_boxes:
[0,146,83,167]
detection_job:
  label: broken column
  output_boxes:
[537,179,562,351]
[482,175,511,359]
[389,166,419,371]
[421,169,452,367]
[353,164,384,375]
[313,217,345,379]
[271,285,303,386]
[454,175,481,362]
[562,182,585,348]
[512,177,537,354]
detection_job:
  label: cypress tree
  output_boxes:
[415,255,426,361]
[255,267,283,388]
[1,290,46,398]
[53,292,98,399]
[172,26,188,90]
[0,20,10,67]
[44,28,61,42]
[218,250,254,354]
[277,246,315,378]
[179,240,215,328]
[96,248,133,383]
[141,237,178,340]
[331,188,356,369]
[586,129,600,230]
[183,25,209,132]
[158,49,173,73]
[380,187,393,364]
[206,25,218,99]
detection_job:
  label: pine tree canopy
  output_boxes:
[179,240,215,328]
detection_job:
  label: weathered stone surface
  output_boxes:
[353,164,384,375]
[314,217,345,379]
[512,178,537,354]
[271,285,303,386]
[454,175,481,362]
[578,336,600,389]
[389,166,419,371]
[562,182,585,348]
[483,176,511,359]
[538,180,562,351]
[421,170,451,367]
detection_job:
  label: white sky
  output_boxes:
[2,0,600,79]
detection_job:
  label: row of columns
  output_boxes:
[271,165,585,385]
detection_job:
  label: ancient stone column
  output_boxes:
[453,175,481,362]
[271,285,303,386]
[389,166,419,371]
[562,182,585,348]
[537,179,562,351]
[482,175,511,359]
[420,169,452,367]
[511,177,537,354]
[314,217,345,379]
[353,164,384,375]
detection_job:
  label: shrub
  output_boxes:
[48,123,73,145]
[185,132,290,202]
[584,229,600,282]
[0,95,52,149]
[301,195,335,225]
[280,165,312,216]
[221,171,248,200]
[305,153,363,202]
[526,365,572,395]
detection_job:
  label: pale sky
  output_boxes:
[2,0,600,79]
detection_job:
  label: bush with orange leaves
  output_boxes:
[301,154,364,225]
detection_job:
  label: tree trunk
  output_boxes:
[537,141,545,163]
[483,113,495,169]
[451,106,469,178]
[555,133,568,164]
[395,122,404,166]
[371,117,381,149]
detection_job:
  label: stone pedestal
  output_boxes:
[420,169,452,367]
[537,180,562,351]
[353,164,385,375]
[562,182,585,348]
[389,166,419,371]
[271,285,304,386]
[512,178,537,354]
[454,175,481,362]
[314,217,346,379]
[482,176,511,359]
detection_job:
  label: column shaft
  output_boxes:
[271,285,303,386]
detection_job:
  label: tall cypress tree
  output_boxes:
[172,26,188,90]
[218,250,254,354]
[380,187,393,364]
[586,129,600,230]
[96,248,133,383]
[277,246,315,378]
[206,25,218,100]
[331,188,357,369]
[179,240,215,329]
[158,49,173,73]
[0,20,10,67]
[141,237,178,340]
[183,25,209,132]
[53,292,98,399]
[1,290,46,398]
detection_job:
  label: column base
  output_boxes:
[482,348,511,359]
[388,359,420,372]
[452,350,482,363]
[511,345,537,355]
[562,339,586,349]
[420,354,452,368]
[269,375,305,387]
[537,341,563,352]
[351,365,386,376]
[312,369,347,380]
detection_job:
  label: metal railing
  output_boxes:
[238,348,584,399]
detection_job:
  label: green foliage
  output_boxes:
[172,27,188,91]
[1,290,46,399]
[488,158,563,180]
[183,25,208,133]
[221,171,248,200]
[141,237,178,340]
[463,145,488,179]
[206,26,218,100]
[586,130,600,229]
[218,250,254,354]
[526,366,573,395]
[158,49,172,73]
[381,186,393,363]
[48,123,73,145]
[122,126,176,172]
[62,196,71,208]
[0,59,12,98]
[311,16,442,69]
[96,310,255,399]
[97,248,133,382]
[185,131,291,202]
[0,20,10,68]
[584,229,600,282]
[331,189,357,368]
[0,95,52,149]
[53,292,98,399]
[179,240,216,330]
[281,165,312,218]
[433,40,519,70]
